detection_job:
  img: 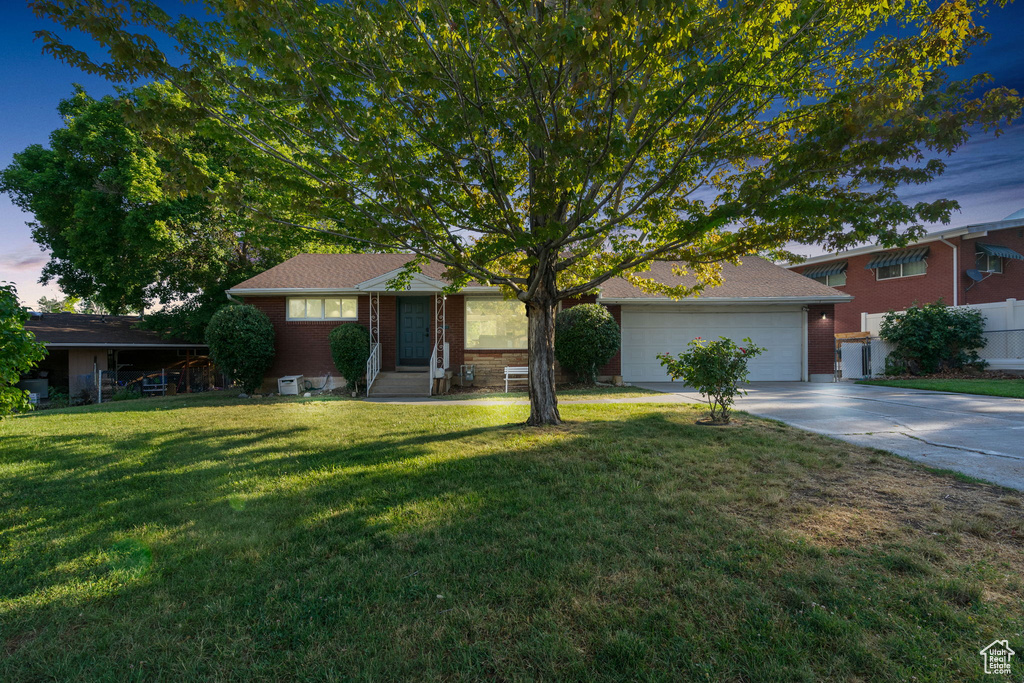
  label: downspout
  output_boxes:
[938,238,959,307]
[226,292,242,304]
[801,306,809,382]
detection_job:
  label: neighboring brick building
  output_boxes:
[228,253,850,394]
[787,211,1024,333]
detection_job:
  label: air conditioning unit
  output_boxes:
[277,375,304,395]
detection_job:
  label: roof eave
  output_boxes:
[597,295,854,304]
[43,342,208,348]
[227,285,504,296]
[783,229,972,268]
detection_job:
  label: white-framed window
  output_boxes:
[465,297,528,349]
[976,248,1003,273]
[875,260,927,280]
[287,297,358,320]
[812,272,847,287]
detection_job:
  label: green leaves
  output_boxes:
[879,302,987,374]
[0,86,352,322]
[554,303,621,384]
[0,284,47,418]
[328,324,372,393]
[205,305,275,394]
[27,0,1022,417]
[657,336,764,422]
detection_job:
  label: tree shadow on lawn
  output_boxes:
[2,406,1023,682]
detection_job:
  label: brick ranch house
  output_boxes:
[787,210,1024,334]
[227,253,850,395]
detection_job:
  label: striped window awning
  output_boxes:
[977,243,1024,261]
[864,246,930,270]
[802,261,848,278]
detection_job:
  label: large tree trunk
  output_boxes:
[526,293,561,426]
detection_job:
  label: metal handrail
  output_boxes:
[428,346,437,396]
[366,343,381,394]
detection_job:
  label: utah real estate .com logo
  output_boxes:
[980,640,1015,675]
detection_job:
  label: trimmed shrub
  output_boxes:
[329,323,371,392]
[555,303,621,384]
[205,305,275,394]
[657,336,764,423]
[880,302,987,375]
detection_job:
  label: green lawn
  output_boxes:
[858,378,1024,399]
[439,384,661,400]
[3,394,1024,681]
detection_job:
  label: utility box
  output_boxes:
[277,375,304,395]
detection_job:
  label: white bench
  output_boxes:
[504,366,529,392]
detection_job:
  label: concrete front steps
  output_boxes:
[367,369,431,397]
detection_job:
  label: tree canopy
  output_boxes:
[1,86,352,339]
[31,0,1021,423]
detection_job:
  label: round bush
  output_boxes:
[205,305,275,394]
[555,303,621,384]
[329,323,371,392]
[879,301,987,375]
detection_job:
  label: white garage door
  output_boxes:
[621,306,804,382]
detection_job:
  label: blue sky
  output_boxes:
[1,1,1023,306]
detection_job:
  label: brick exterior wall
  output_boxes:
[791,227,1024,334]
[445,294,466,373]
[246,292,836,387]
[961,228,1024,306]
[245,297,340,389]
[807,304,836,376]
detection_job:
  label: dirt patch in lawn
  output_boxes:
[771,433,1024,572]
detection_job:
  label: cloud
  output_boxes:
[0,252,47,271]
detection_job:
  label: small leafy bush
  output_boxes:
[555,304,621,384]
[329,323,371,392]
[205,305,276,394]
[1,283,47,418]
[657,336,764,423]
[879,302,987,375]
[47,388,70,408]
[110,387,141,402]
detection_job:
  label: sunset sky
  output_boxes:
[2,1,1023,307]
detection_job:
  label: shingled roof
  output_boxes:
[230,254,450,291]
[228,253,849,301]
[599,256,850,300]
[25,313,206,347]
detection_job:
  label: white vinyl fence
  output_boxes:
[851,298,1024,376]
[863,298,1024,335]
[839,299,1024,378]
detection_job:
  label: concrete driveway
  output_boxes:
[636,381,1024,490]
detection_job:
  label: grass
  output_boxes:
[438,384,662,400]
[3,393,1024,681]
[858,378,1024,399]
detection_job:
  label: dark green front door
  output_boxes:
[397,297,430,366]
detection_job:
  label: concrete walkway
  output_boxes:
[637,381,1024,490]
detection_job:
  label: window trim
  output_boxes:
[812,272,846,287]
[464,296,529,350]
[286,296,359,321]
[874,261,927,281]
[976,249,1004,274]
